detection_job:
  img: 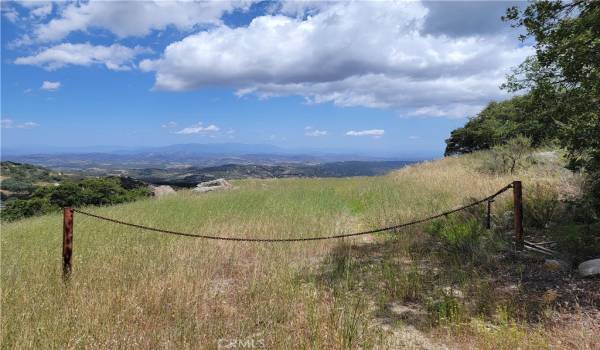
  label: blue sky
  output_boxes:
[1,1,530,157]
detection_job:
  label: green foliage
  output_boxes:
[426,294,462,324]
[0,161,68,205]
[0,161,63,193]
[503,0,600,214]
[48,178,148,207]
[0,178,36,193]
[427,216,486,258]
[48,182,84,208]
[1,178,150,222]
[0,198,54,222]
[0,161,62,182]
[444,95,555,156]
[447,0,600,213]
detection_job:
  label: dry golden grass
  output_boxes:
[1,152,593,349]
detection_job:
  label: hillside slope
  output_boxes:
[0,161,65,201]
[2,152,598,349]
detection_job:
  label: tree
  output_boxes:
[503,0,600,212]
[49,182,84,208]
[0,198,53,221]
[444,94,555,156]
[2,177,151,222]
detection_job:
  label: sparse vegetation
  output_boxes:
[2,151,598,349]
[1,177,150,222]
[427,215,487,260]
[0,162,66,201]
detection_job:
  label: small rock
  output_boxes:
[578,258,600,277]
[150,185,176,197]
[193,178,232,193]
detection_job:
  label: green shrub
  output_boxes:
[426,294,462,324]
[1,178,150,222]
[49,181,85,207]
[79,178,130,206]
[428,216,486,258]
[0,198,54,221]
[0,178,35,193]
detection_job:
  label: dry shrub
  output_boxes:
[523,181,561,228]
[479,136,533,175]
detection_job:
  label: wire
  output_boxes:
[72,183,513,243]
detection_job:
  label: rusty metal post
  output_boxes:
[512,181,524,251]
[63,207,73,279]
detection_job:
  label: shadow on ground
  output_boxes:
[310,230,600,337]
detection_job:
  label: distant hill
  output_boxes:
[2,142,423,171]
[0,159,414,200]
[128,161,415,187]
[0,161,68,201]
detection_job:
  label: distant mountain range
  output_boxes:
[0,159,415,203]
[3,143,285,156]
[117,143,285,155]
[2,143,429,171]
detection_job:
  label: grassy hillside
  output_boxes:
[0,162,66,201]
[1,152,598,349]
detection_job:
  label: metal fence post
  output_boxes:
[63,207,74,279]
[512,181,524,250]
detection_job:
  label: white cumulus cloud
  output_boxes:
[15,43,150,71]
[41,80,61,91]
[175,122,220,135]
[140,1,532,118]
[346,129,385,138]
[23,0,253,43]
[1,5,19,23]
[28,2,53,19]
